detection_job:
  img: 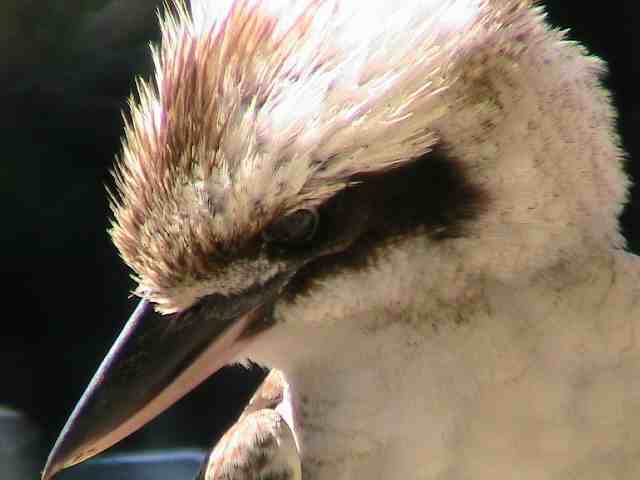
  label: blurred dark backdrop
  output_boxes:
[1,1,637,478]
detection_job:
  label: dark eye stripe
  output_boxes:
[283,143,489,300]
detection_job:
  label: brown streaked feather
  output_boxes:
[197,371,300,480]
[109,0,546,312]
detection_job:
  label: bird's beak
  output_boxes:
[42,271,290,480]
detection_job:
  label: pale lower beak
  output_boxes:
[42,272,289,480]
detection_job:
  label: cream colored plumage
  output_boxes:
[43,1,639,479]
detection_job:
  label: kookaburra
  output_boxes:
[43,0,639,478]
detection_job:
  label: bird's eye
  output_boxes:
[263,208,319,246]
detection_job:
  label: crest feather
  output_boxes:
[111,0,618,312]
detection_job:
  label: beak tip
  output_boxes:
[42,434,74,480]
[41,457,61,480]
[42,423,83,480]
[41,413,79,480]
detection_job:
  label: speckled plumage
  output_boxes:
[198,371,300,480]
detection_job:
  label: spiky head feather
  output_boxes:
[110,0,626,312]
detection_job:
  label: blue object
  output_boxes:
[55,450,206,480]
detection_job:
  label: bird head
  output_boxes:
[111,0,488,314]
[43,0,627,478]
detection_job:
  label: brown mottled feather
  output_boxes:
[197,371,300,480]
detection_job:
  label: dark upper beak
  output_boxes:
[42,271,290,480]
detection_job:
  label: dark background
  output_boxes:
[1,1,637,478]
